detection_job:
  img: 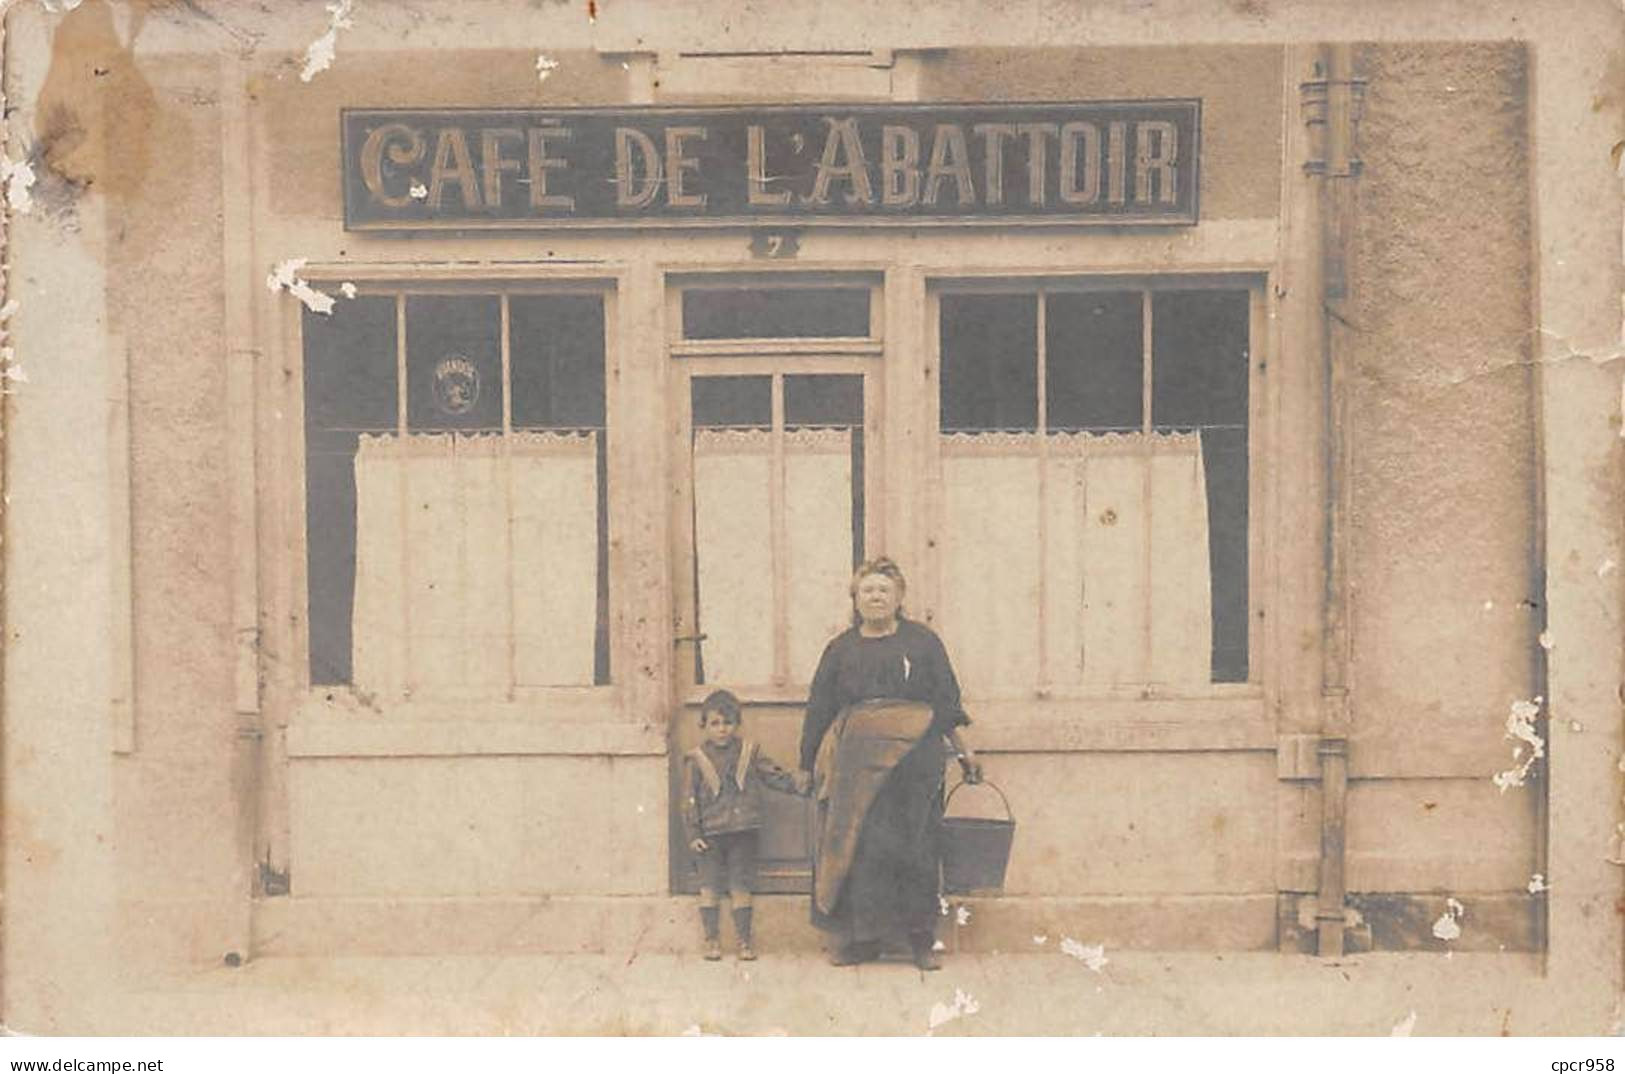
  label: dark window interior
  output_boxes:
[303,297,397,687]
[511,295,607,430]
[939,294,1038,431]
[691,374,772,428]
[683,288,870,339]
[405,296,502,433]
[1046,291,1143,432]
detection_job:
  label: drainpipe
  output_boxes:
[1301,43,1365,958]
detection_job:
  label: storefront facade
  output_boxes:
[3,0,1621,1032]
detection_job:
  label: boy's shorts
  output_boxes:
[696,830,758,895]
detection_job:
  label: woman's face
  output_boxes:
[854,572,901,626]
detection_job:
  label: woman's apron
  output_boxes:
[811,700,940,929]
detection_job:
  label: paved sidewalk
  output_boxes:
[51,950,1612,1035]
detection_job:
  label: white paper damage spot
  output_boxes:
[926,988,980,1031]
[1,154,37,214]
[1060,937,1108,971]
[1527,873,1549,894]
[0,300,19,322]
[938,895,950,917]
[267,258,336,315]
[1032,934,1048,945]
[1432,898,1465,942]
[1491,697,1545,792]
[340,282,358,299]
[1391,1010,1417,1037]
[1600,558,1618,578]
[955,905,971,926]
[931,939,946,952]
[409,182,428,200]
[40,0,84,12]
[3,364,28,384]
[1538,630,1554,650]
[1482,599,1494,611]
[536,54,561,82]
[301,0,355,83]
[1570,720,1584,732]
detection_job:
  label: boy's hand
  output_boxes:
[793,770,813,796]
[957,756,984,785]
[689,837,708,853]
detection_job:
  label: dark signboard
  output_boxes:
[342,100,1200,230]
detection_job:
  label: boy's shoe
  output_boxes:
[737,942,757,962]
[703,937,723,961]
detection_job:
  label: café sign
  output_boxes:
[342,101,1200,230]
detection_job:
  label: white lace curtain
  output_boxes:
[692,427,854,687]
[351,431,599,695]
[937,431,1213,696]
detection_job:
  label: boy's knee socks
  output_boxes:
[731,906,753,944]
[700,906,721,941]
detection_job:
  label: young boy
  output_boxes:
[682,689,806,961]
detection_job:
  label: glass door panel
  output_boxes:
[688,373,865,692]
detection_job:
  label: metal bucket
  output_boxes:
[941,780,1015,895]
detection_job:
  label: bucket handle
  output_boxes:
[944,778,1013,822]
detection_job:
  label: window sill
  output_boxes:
[970,693,1270,753]
[287,691,663,758]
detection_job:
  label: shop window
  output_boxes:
[682,287,870,339]
[936,286,1250,693]
[303,291,610,695]
[688,372,865,688]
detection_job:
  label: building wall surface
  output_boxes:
[1,0,1620,1034]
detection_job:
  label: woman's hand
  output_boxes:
[793,770,814,796]
[689,837,709,854]
[946,727,982,784]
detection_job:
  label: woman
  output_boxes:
[798,557,982,970]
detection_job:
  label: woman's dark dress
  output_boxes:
[798,619,970,946]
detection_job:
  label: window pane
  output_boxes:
[510,294,611,685]
[511,295,606,430]
[1152,290,1249,429]
[690,375,774,685]
[683,288,869,339]
[786,374,865,570]
[1046,291,1143,431]
[940,294,1038,431]
[692,375,772,428]
[406,295,502,432]
[784,373,861,427]
[303,297,397,686]
[1152,289,1251,683]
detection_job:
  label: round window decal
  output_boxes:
[432,354,480,416]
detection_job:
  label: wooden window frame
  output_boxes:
[923,273,1270,718]
[667,273,886,706]
[283,267,627,727]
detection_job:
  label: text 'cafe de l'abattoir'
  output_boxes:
[344,102,1202,228]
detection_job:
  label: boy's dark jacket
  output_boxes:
[681,739,800,842]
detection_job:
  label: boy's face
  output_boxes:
[702,710,739,747]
